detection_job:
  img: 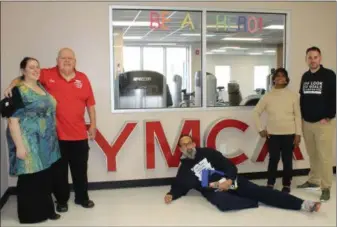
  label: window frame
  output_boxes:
[109,5,290,113]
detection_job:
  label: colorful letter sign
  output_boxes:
[149,11,171,30]
[148,11,263,33]
[217,15,263,33]
[180,12,195,30]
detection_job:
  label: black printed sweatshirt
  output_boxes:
[299,65,336,122]
[167,147,238,200]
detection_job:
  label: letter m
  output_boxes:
[145,120,200,169]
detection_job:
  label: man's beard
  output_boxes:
[310,63,319,70]
[182,148,196,159]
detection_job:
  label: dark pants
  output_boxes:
[52,139,90,204]
[267,135,294,186]
[205,176,303,212]
[17,168,55,223]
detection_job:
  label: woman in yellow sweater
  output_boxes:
[253,68,302,193]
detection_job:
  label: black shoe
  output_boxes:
[281,186,291,193]
[56,203,68,213]
[49,213,61,220]
[75,199,95,208]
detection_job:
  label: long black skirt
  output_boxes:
[16,167,56,224]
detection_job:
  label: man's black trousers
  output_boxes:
[204,176,303,212]
[52,139,90,204]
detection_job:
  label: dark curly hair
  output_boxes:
[272,67,290,86]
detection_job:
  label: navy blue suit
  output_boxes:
[168,148,303,211]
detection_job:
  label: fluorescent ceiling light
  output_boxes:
[207,25,238,29]
[248,52,263,55]
[181,33,200,36]
[264,50,276,53]
[222,37,262,41]
[220,46,240,49]
[264,25,284,30]
[113,21,157,27]
[212,49,227,53]
[220,46,249,50]
[147,43,176,46]
[123,36,143,40]
[180,34,216,37]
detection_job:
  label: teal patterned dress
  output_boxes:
[6,82,61,176]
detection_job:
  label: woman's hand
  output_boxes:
[259,130,269,138]
[294,135,301,147]
[16,146,27,160]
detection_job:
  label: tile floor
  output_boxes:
[0,176,336,226]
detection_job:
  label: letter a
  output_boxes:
[181,12,195,30]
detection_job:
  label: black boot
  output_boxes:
[281,186,291,193]
[56,202,68,213]
[75,199,95,208]
[49,213,61,220]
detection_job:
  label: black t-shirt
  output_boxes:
[299,65,336,123]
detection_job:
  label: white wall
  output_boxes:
[1,1,336,187]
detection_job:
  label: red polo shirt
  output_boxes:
[39,67,95,141]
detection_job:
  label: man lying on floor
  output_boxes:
[164,135,321,213]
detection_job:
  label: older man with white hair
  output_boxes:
[5,48,97,212]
